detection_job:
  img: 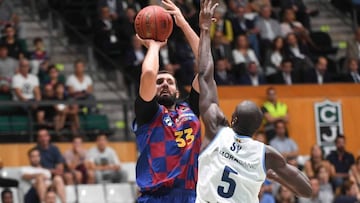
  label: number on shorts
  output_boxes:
[217,166,238,198]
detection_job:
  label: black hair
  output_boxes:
[1,188,12,200]
[27,147,39,157]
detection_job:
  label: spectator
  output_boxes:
[12,59,41,102]
[21,148,66,203]
[0,0,21,37]
[346,28,360,62]
[86,134,123,183]
[267,58,302,85]
[94,6,123,59]
[232,34,260,67]
[350,156,360,189]
[37,59,51,84]
[0,44,17,94]
[214,58,236,85]
[230,4,260,57]
[280,9,306,37]
[66,59,95,112]
[97,0,125,21]
[275,185,296,203]
[210,10,234,44]
[1,188,13,203]
[0,24,27,59]
[315,165,334,203]
[34,129,66,179]
[263,37,286,75]
[43,65,65,88]
[283,33,312,70]
[326,135,355,188]
[211,32,234,64]
[29,37,48,76]
[342,58,360,83]
[63,136,94,184]
[256,5,282,60]
[298,177,321,203]
[303,144,336,178]
[269,120,298,160]
[53,83,80,136]
[333,180,360,203]
[122,0,142,12]
[36,84,55,129]
[118,7,137,51]
[44,189,57,203]
[304,56,333,84]
[261,87,289,141]
[280,0,315,30]
[239,61,266,85]
[30,37,48,61]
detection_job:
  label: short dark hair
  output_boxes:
[266,86,275,94]
[28,147,39,157]
[72,135,83,141]
[274,120,285,128]
[281,58,292,65]
[1,188,12,200]
[335,135,345,143]
[33,37,43,45]
[74,59,85,67]
[96,134,107,140]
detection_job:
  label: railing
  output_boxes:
[0,99,134,142]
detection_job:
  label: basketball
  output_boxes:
[134,5,173,42]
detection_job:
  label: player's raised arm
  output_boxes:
[265,145,312,198]
[198,0,227,140]
[137,36,167,101]
[162,0,200,92]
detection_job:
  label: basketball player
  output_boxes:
[196,0,312,202]
[132,0,201,202]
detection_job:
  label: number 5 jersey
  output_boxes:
[196,127,266,203]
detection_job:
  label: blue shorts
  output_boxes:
[137,188,196,203]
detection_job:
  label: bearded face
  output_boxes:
[156,73,178,108]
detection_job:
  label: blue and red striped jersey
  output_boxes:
[133,102,201,193]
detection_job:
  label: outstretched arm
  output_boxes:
[162,0,200,92]
[198,0,227,141]
[265,145,312,198]
[138,36,167,101]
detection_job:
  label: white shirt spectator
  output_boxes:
[86,146,121,167]
[12,73,39,100]
[66,74,93,92]
[316,70,324,84]
[269,136,298,154]
[21,166,52,185]
[270,51,282,68]
[232,49,260,66]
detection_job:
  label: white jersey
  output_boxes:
[196,127,266,203]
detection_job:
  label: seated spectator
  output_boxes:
[342,58,360,83]
[1,188,13,203]
[34,129,66,181]
[36,84,55,129]
[0,44,17,94]
[316,165,334,203]
[304,56,333,84]
[21,148,65,203]
[261,87,289,142]
[298,177,321,203]
[303,144,336,178]
[66,59,96,112]
[29,37,48,75]
[275,185,296,203]
[97,0,125,21]
[210,10,234,44]
[263,37,286,75]
[0,24,27,59]
[269,120,298,160]
[267,58,302,85]
[346,28,360,63]
[12,59,41,102]
[53,83,80,135]
[333,180,360,203]
[232,34,260,68]
[230,5,260,58]
[37,59,51,85]
[326,135,355,188]
[256,5,282,60]
[63,136,94,184]
[280,9,306,37]
[86,134,123,183]
[44,189,57,203]
[214,58,236,85]
[211,32,234,64]
[239,61,266,85]
[284,33,313,70]
[350,156,360,189]
[43,65,65,88]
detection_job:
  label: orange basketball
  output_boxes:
[134,5,173,42]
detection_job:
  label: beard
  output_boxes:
[156,93,176,108]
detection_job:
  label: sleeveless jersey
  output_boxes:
[196,127,266,203]
[133,102,201,194]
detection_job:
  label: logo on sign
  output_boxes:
[314,100,343,156]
